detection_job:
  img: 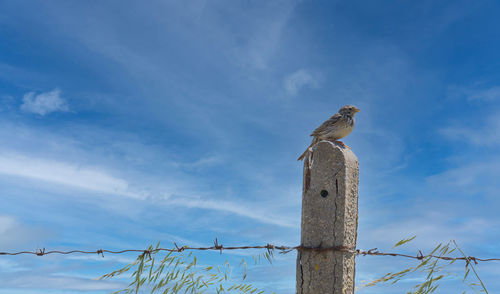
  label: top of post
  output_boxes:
[311,140,358,164]
[303,141,358,192]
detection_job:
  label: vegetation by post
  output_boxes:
[296,141,359,293]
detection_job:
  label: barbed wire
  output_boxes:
[1,239,499,264]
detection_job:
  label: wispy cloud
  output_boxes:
[439,113,500,146]
[228,1,299,70]
[466,86,500,101]
[20,88,69,115]
[0,153,145,199]
[0,150,295,227]
[0,115,297,228]
[426,159,500,197]
[447,84,500,102]
[283,69,321,96]
[167,197,297,228]
[170,155,223,170]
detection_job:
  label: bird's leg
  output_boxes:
[334,140,350,149]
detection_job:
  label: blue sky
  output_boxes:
[1,0,500,293]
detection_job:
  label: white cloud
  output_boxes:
[167,196,297,228]
[20,88,69,115]
[0,118,300,228]
[0,152,296,227]
[283,69,321,96]
[0,153,145,199]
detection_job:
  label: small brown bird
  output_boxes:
[298,105,360,161]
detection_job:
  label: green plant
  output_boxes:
[99,242,272,294]
[361,237,488,293]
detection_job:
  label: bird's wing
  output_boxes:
[310,113,342,137]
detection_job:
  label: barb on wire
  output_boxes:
[1,241,500,264]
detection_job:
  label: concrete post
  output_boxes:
[296,141,359,294]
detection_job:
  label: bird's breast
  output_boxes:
[321,123,354,140]
[333,124,354,139]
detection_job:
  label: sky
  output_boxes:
[1,0,500,293]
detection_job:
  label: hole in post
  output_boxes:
[320,190,328,198]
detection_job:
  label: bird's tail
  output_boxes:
[297,138,318,161]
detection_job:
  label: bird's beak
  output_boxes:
[354,107,361,113]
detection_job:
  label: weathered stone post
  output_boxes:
[296,141,359,293]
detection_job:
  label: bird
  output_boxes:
[298,105,360,161]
